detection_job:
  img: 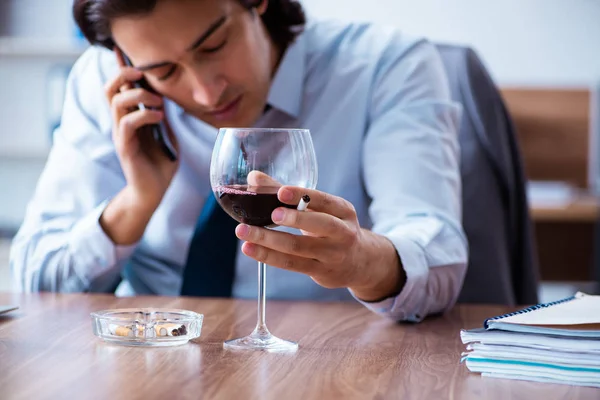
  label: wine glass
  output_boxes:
[210,128,318,352]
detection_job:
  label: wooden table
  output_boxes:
[0,293,598,399]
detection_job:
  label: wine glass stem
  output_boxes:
[254,261,270,338]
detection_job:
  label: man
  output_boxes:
[10,0,467,322]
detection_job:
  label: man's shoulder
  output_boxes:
[303,18,428,69]
[61,46,117,138]
[70,45,119,86]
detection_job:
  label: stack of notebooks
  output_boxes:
[461,292,600,388]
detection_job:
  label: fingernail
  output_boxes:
[243,242,256,256]
[279,188,293,202]
[272,208,285,223]
[236,224,250,238]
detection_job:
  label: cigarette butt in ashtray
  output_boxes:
[154,323,186,337]
[109,324,134,337]
[108,323,187,338]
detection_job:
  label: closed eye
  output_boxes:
[157,40,227,81]
[158,65,177,81]
[202,40,227,54]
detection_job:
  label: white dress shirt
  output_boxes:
[11,18,468,322]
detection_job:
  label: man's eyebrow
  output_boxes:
[136,61,172,72]
[135,15,228,72]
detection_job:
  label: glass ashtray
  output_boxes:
[91,308,203,347]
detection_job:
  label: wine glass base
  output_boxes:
[223,334,298,353]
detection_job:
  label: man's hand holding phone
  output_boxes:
[99,49,180,246]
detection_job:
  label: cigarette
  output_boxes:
[297,194,310,211]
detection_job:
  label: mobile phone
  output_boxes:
[122,53,178,162]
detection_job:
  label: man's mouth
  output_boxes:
[206,95,243,121]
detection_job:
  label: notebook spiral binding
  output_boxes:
[483,295,577,329]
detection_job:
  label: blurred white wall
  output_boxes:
[301,0,600,86]
[0,0,80,229]
[0,0,75,37]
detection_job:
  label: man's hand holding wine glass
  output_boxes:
[234,185,407,302]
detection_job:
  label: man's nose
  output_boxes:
[190,72,227,109]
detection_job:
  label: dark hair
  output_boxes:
[73,0,306,51]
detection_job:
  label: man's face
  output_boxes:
[111,0,277,128]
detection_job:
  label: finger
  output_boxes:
[112,88,163,113]
[104,67,143,101]
[277,187,356,220]
[270,207,350,238]
[137,120,180,163]
[236,224,341,262]
[247,171,281,188]
[117,108,164,144]
[241,242,320,274]
[120,83,132,94]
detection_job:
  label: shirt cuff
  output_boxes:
[350,233,429,322]
[67,200,138,287]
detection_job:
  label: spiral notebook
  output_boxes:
[461,292,600,388]
[483,292,600,338]
[0,305,19,315]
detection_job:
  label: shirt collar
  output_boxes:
[266,31,306,119]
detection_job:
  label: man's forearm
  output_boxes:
[349,230,407,302]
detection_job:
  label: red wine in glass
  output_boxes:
[210,128,318,352]
[215,185,295,227]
